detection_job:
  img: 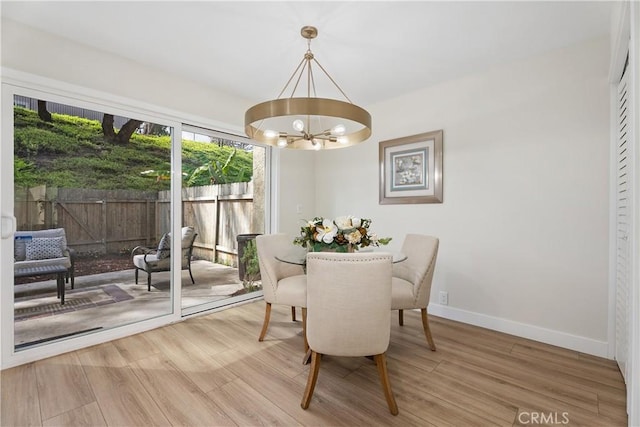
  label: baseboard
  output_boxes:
[427,303,610,358]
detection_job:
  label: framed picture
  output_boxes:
[379,130,443,204]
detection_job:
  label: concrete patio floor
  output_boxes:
[13,260,261,348]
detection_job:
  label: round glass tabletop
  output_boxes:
[276,247,407,265]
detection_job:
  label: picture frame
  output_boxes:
[379,130,443,204]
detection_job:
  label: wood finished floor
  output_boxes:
[1,300,627,426]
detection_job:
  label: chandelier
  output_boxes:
[244,26,372,150]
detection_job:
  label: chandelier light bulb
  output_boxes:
[337,136,348,144]
[293,119,305,132]
[264,130,278,139]
[332,124,346,135]
[277,137,288,147]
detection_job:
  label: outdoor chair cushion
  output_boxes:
[25,237,65,260]
[14,228,74,272]
[15,228,69,262]
[157,233,171,259]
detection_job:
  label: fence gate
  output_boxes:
[57,199,106,254]
[55,188,159,255]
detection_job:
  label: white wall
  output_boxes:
[315,37,611,356]
[276,149,316,236]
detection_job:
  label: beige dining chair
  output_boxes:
[302,252,398,415]
[392,234,439,351]
[255,234,307,350]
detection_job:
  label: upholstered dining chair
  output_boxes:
[392,234,439,351]
[301,252,398,415]
[255,234,307,350]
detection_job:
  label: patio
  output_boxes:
[13,260,256,348]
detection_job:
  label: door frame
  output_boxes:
[608,1,639,422]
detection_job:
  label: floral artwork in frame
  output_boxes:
[379,130,443,204]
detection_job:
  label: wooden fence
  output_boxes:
[14,183,261,266]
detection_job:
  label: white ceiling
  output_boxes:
[1,1,615,106]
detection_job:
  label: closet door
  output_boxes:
[615,66,631,382]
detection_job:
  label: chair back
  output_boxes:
[180,226,196,266]
[256,234,305,303]
[306,252,393,357]
[393,234,439,307]
[180,226,196,249]
[179,227,197,267]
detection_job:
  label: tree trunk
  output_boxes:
[116,119,143,144]
[37,100,52,122]
[102,114,142,144]
[102,114,116,141]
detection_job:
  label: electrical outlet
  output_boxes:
[439,291,448,305]
[296,204,303,214]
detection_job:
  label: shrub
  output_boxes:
[14,157,39,187]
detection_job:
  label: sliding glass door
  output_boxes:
[1,83,271,367]
[8,90,176,352]
[180,125,266,316]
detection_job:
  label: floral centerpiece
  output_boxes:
[293,215,391,252]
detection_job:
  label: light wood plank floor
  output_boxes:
[1,300,627,426]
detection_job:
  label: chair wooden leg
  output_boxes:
[398,309,404,326]
[302,307,308,352]
[421,308,436,351]
[147,272,152,292]
[301,351,322,409]
[374,353,399,415]
[258,303,272,342]
[291,306,297,321]
[135,268,139,284]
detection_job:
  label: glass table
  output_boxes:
[276,246,407,269]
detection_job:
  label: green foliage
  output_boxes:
[185,147,248,186]
[14,157,39,187]
[44,170,81,188]
[50,112,103,141]
[182,141,252,185]
[13,106,253,191]
[14,127,83,156]
[240,238,261,292]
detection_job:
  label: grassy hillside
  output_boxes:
[13,107,253,191]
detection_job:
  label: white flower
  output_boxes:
[315,219,338,243]
[334,216,351,230]
[346,230,362,244]
[334,215,362,230]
